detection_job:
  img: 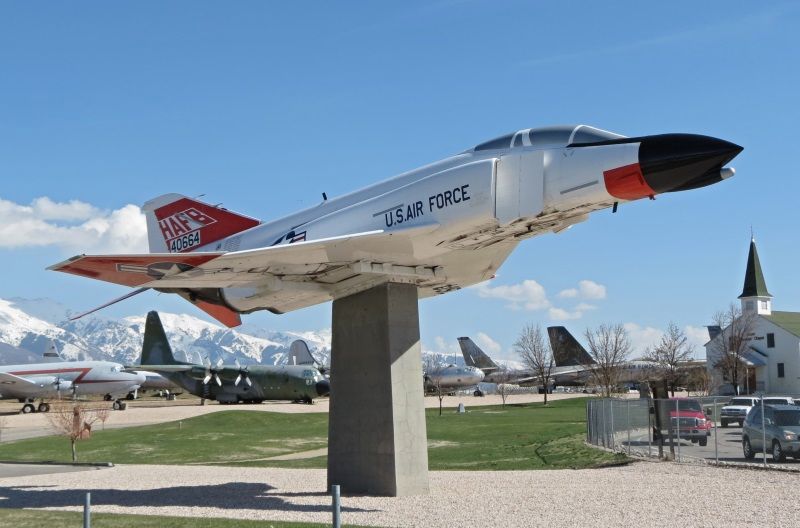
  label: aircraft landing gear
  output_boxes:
[473,390,484,397]
[37,402,51,413]
[112,399,127,411]
[21,403,36,414]
[103,394,113,402]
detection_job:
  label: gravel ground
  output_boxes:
[0,461,796,527]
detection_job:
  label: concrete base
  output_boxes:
[327,282,429,496]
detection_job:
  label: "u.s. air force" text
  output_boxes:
[382,184,470,227]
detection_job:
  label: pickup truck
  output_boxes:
[720,396,760,427]
[660,398,713,446]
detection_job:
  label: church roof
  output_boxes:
[764,311,800,338]
[738,238,772,299]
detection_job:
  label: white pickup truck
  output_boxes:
[720,396,760,427]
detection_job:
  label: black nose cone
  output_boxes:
[316,379,330,397]
[639,134,743,193]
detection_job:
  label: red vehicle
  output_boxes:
[661,398,713,446]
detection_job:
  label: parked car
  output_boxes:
[742,404,800,462]
[658,398,713,446]
[720,396,760,427]
[762,396,796,406]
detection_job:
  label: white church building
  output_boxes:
[705,238,800,395]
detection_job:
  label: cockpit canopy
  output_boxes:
[472,125,625,152]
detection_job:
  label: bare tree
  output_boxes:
[710,304,757,395]
[46,402,99,462]
[95,403,112,431]
[494,370,515,408]
[686,365,712,397]
[423,356,447,416]
[643,322,694,397]
[584,324,632,397]
[514,323,554,405]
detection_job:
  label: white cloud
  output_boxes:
[578,280,606,300]
[475,332,501,355]
[623,322,664,355]
[684,325,711,357]
[0,197,147,253]
[475,279,550,311]
[548,307,583,321]
[558,280,606,300]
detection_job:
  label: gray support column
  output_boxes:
[327,282,429,496]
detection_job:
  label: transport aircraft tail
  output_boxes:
[288,340,318,366]
[42,340,64,362]
[457,337,499,372]
[142,194,261,254]
[546,326,595,367]
[141,311,183,366]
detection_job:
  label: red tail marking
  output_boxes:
[194,300,242,328]
[154,198,260,253]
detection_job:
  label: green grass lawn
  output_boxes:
[0,398,625,470]
[0,509,363,528]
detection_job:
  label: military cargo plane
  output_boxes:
[50,125,742,325]
[139,311,330,404]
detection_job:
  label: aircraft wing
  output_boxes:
[125,365,194,373]
[49,226,443,325]
[0,372,45,397]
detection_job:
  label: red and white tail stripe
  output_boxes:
[142,194,260,253]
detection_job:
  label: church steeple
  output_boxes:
[739,237,772,315]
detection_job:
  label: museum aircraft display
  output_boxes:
[0,347,146,413]
[423,362,485,396]
[49,125,742,326]
[458,335,583,387]
[138,311,330,404]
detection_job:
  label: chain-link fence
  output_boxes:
[586,395,800,466]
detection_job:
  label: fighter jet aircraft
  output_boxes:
[139,311,330,404]
[49,125,742,326]
[0,347,146,413]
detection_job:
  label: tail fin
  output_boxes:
[457,337,499,372]
[43,340,64,363]
[287,340,319,366]
[547,326,595,366]
[142,194,260,253]
[141,311,181,365]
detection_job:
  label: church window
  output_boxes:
[778,362,785,378]
[767,333,775,348]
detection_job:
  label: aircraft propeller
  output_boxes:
[234,359,252,387]
[203,357,223,386]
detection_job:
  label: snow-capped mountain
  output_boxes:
[0,298,332,367]
[0,297,472,369]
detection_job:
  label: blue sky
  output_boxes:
[1,1,798,359]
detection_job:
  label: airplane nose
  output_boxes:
[315,379,330,397]
[638,133,743,194]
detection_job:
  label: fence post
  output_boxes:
[626,399,631,456]
[713,397,719,464]
[601,399,607,448]
[761,398,767,467]
[609,399,615,450]
[331,484,341,528]
[83,492,91,528]
[675,399,681,462]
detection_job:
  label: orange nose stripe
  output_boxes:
[603,163,655,200]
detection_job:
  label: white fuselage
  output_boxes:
[0,361,145,400]
[188,134,636,313]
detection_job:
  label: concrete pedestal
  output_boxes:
[327,282,430,496]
